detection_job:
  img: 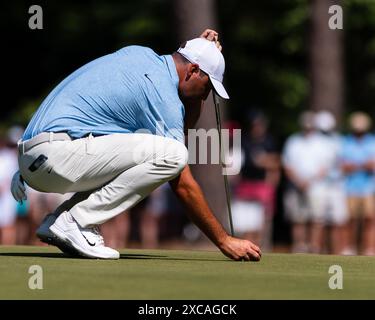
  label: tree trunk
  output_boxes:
[174,0,229,233]
[309,0,344,125]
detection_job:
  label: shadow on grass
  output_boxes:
[0,252,166,260]
[0,252,228,262]
[120,253,228,262]
[0,252,78,259]
[120,253,167,259]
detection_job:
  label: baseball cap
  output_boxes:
[177,38,229,99]
[314,110,336,132]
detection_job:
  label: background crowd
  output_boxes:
[229,110,375,256]
[1,110,374,256]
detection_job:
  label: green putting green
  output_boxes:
[0,246,374,299]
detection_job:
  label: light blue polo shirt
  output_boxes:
[339,133,375,196]
[23,46,185,143]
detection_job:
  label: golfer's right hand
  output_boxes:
[11,170,27,203]
[219,236,262,261]
[199,29,222,51]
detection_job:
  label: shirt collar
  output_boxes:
[163,55,179,90]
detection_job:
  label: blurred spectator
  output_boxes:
[139,184,169,248]
[311,111,348,254]
[230,112,280,250]
[283,111,328,253]
[101,184,168,249]
[339,112,375,255]
[0,127,22,244]
[15,199,31,244]
[3,126,33,245]
[28,190,71,245]
[101,211,130,249]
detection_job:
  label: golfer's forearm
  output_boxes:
[169,166,228,247]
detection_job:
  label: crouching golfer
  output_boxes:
[11,29,261,261]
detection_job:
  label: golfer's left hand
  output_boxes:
[219,235,262,261]
[11,170,27,203]
[199,29,222,51]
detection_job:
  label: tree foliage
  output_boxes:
[2,0,374,135]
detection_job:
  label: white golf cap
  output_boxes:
[314,111,336,132]
[177,38,229,99]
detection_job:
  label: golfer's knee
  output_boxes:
[165,140,188,175]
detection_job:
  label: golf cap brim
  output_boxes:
[210,76,229,99]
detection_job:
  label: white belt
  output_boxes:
[18,132,73,154]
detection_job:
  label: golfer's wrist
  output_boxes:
[216,233,230,248]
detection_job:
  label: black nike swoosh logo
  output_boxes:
[82,233,96,246]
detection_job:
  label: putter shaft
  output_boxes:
[213,92,235,237]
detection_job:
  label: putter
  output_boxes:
[212,92,235,237]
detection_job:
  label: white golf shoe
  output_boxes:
[49,211,119,259]
[36,213,80,256]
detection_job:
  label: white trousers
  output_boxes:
[18,133,188,227]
